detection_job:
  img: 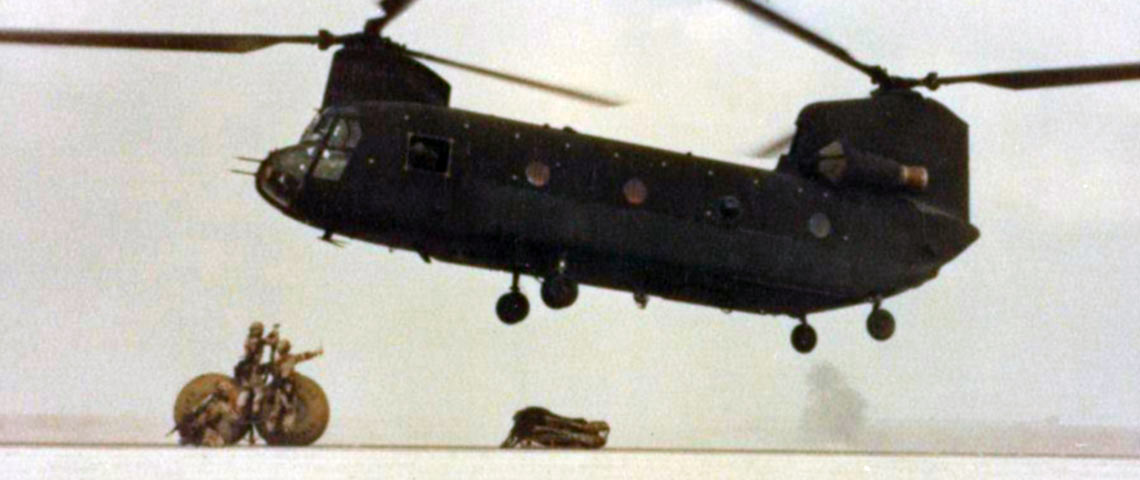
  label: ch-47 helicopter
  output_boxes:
[4,1,1139,354]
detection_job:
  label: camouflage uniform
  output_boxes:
[181,381,240,447]
[234,322,277,419]
[264,339,322,433]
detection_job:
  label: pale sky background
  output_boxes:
[0,0,1138,449]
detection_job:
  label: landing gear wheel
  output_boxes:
[867,308,895,341]
[540,275,578,309]
[172,373,248,445]
[497,290,530,325]
[256,374,330,446]
[791,323,817,354]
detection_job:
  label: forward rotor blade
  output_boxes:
[0,29,323,54]
[935,62,1140,90]
[368,0,421,34]
[751,132,795,158]
[406,48,624,107]
[720,0,883,82]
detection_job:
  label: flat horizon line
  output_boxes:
[2,442,1138,461]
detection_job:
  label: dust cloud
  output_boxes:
[800,362,867,446]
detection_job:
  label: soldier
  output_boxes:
[264,324,280,362]
[264,339,323,433]
[177,381,240,447]
[234,322,278,420]
[234,322,269,378]
[203,381,241,447]
[270,339,323,386]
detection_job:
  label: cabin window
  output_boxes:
[405,134,452,175]
[623,178,648,205]
[808,212,832,238]
[526,161,551,187]
[718,196,742,220]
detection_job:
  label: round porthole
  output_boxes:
[718,196,742,220]
[623,178,648,205]
[808,212,831,238]
[525,161,551,187]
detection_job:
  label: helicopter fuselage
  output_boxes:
[5,3,1131,352]
[256,100,978,317]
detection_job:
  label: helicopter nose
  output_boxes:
[256,146,311,210]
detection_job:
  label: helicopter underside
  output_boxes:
[346,224,910,317]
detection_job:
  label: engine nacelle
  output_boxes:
[813,141,928,192]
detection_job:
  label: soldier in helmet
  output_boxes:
[264,339,323,433]
[234,322,278,423]
[179,380,240,447]
[271,339,323,383]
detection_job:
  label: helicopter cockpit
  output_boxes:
[257,111,363,210]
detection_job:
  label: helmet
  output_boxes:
[214,381,234,398]
[277,339,291,354]
[249,322,265,336]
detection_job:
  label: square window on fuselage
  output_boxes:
[406,134,452,174]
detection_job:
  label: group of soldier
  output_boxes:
[176,322,323,446]
[175,323,610,449]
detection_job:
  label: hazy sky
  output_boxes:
[1,1,1138,448]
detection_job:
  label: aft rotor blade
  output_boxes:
[367,0,421,34]
[406,48,625,107]
[720,0,884,82]
[0,29,324,53]
[935,62,1140,90]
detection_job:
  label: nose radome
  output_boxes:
[256,148,304,210]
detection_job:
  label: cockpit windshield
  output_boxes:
[327,118,352,148]
[312,116,362,181]
[260,145,315,207]
[264,112,363,189]
[313,149,350,181]
[261,112,363,208]
[301,112,336,144]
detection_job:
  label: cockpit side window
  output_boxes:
[312,116,362,181]
[301,113,336,144]
[301,114,321,142]
[327,118,363,150]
